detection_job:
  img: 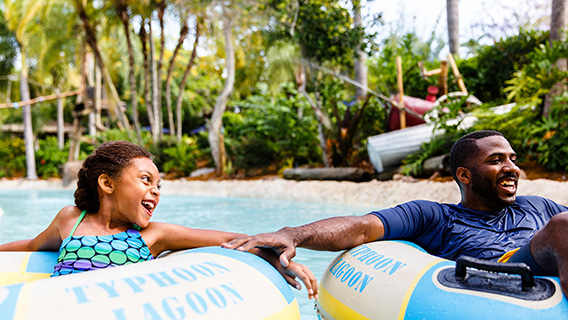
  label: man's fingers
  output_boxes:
[221,237,251,249]
[280,248,297,267]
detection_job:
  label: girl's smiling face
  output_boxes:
[112,157,161,228]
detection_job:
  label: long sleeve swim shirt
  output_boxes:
[370,196,568,261]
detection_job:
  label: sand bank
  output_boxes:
[1,177,568,208]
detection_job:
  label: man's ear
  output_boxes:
[98,174,114,194]
[456,167,471,185]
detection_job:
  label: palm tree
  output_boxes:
[73,0,131,131]
[164,16,189,138]
[543,0,567,117]
[174,22,200,143]
[114,0,143,143]
[353,0,367,100]
[208,0,236,174]
[3,0,43,180]
[446,0,459,56]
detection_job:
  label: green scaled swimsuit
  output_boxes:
[52,210,154,276]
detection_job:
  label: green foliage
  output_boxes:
[0,136,26,177]
[35,136,68,178]
[0,15,17,76]
[224,82,320,170]
[368,32,443,98]
[266,0,372,66]
[400,134,457,176]
[504,40,568,108]
[400,93,478,176]
[473,37,568,172]
[458,30,549,103]
[161,136,199,178]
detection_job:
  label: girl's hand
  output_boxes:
[284,260,319,300]
[250,247,318,299]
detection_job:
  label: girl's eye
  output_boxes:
[157,184,162,190]
[142,176,150,183]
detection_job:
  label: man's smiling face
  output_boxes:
[466,135,520,211]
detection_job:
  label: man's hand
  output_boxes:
[222,228,297,268]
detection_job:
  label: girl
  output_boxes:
[0,141,317,299]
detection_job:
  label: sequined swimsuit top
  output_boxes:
[52,210,154,276]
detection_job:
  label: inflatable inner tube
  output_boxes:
[316,241,568,320]
[0,247,300,320]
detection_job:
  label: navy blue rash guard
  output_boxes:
[370,196,568,261]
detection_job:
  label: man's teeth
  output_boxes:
[142,201,155,210]
[500,181,515,188]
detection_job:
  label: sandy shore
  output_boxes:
[1,177,568,208]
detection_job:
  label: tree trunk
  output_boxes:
[352,0,367,100]
[19,47,37,180]
[149,22,160,144]
[156,0,166,140]
[446,0,460,56]
[74,0,130,131]
[175,23,201,143]
[295,63,331,167]
[543,0,567,118]
[116,0,142,143]
[208,5,235,174]
[138,20,155,135]
[166,18,190,138]
[56,88,64,149]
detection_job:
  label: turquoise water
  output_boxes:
[0,188,373,319]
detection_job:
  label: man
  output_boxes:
[223,130,568,298]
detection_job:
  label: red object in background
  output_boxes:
[387,94,434,131]
[425,86,439,102]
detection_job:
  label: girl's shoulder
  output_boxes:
[54,205,84,234]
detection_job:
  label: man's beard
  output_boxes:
[470,167,516,210]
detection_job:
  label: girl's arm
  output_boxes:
[145,222,318,298]
[0,205,73,252]
[145,222,245,255]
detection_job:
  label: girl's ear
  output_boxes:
[456,167,471,185]
[98,174,114,194]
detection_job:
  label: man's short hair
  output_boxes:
[449,130,505,181]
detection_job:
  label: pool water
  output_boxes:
[0,189,373,319]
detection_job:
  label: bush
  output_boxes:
[160,136,199,178]
[0,136,26,177]
[35,136,68,178]
[458,29,549,104]
[224,83,321,171]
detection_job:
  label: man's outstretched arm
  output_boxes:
[222,214,384,267]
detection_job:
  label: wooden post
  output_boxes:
[396,56,406,129]
[447,53,468,94]
[438,60,448,96]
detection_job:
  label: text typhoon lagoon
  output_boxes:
[66,259,249,319]
[327,244,407,293]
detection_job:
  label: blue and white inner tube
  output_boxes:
[316,241,568,319]
[0,247,300,319]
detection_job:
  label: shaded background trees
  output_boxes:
[0,0,567,179]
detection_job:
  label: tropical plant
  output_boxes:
[35,136,68,178]
[458,29,549,104]
[160,137,199,177]
[223,82,320,172]
[0,135,26,177]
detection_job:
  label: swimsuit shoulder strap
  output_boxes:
[69,210,87,237]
